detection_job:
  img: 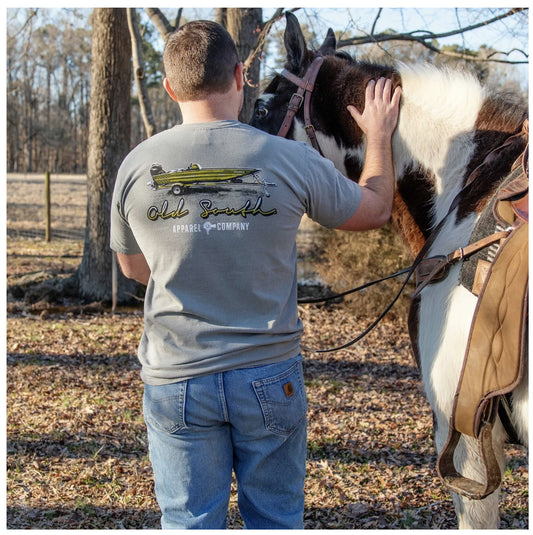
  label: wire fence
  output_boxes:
[7,173,87,241]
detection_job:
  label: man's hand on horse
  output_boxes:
[347,78,401,140]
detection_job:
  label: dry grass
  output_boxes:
[7,173,86,240]
[6,298,528,529]
[298,217,413,320]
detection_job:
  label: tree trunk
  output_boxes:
[221,8,263,123]
[77,8,136,303]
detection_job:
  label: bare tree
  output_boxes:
[6,9,91,173]
[339,7,528,64]
[5,7,527,175]
[244,7,528,79]
[76,7,137,302]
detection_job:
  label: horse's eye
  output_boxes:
[256,106,268,118]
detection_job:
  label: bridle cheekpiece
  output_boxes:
[277,56,324,154]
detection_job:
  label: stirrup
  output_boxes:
[437,422,501,500]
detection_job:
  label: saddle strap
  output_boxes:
[413,229,511,297]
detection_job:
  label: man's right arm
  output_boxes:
[337,77,401,231]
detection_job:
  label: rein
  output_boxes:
[277,56,324,154]
[298,203,513,354]
[298,267,411,304]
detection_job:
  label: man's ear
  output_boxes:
[163,78,178,102]
[234,62,244,92]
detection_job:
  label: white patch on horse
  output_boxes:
[292,120,364,176]
[394,64,485,224]
[417,214,476,374]
[417,214,478,414]
[510,367,529,444]
[257,93,276,107]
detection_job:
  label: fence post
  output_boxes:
[45,171,51,241]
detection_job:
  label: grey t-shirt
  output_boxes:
[111,120,361,384]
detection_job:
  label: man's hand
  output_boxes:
[337,78,401,232]
[347,78,401,140]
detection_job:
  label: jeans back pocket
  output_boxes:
[143,381,188,434]
[252,360,307,436]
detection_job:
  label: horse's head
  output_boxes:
[250,11,343,137]
[251,12,400,175]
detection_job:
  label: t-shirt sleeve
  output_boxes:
[110,173,142,255]
[303,145,362,228]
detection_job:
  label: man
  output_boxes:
[111,20,400,530]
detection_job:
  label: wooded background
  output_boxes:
[5,7,529,303]
[7,7,528,175]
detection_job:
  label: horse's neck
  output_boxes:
[393,64,485,223]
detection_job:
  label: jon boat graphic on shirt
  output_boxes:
[149,163,274,196]
[146,163,278,229]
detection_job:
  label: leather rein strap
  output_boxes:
[277,56,324,154]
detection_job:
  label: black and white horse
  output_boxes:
[251,12,528,529]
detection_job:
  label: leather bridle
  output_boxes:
[277,56,324,155]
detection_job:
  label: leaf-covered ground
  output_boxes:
[6,292,528,529]
[6,175,528,528]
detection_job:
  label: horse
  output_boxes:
[250,12,528,529]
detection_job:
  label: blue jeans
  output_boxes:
[143,355,308,529]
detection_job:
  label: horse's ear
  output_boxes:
[319,28,336,55]
[284,11,307,71]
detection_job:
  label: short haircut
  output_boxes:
[163,20,240,101]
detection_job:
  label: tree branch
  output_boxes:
[172,8,183,30]
[243,8,285,83]
[338,8,529,65]
[439,46,528,65]
[419,7,526,41]
[145,7,175,42]
[370,8,382,36]
[127,8,156,138]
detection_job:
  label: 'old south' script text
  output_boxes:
[147,197,277,222]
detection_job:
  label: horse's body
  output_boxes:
[251,13,528,529]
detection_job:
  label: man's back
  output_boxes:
[111,120,361,384]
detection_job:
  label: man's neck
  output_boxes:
[179,96,239,125]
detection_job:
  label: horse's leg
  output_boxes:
[416,279,505,529]
[510,362,529,445]
[449,362,528,529]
